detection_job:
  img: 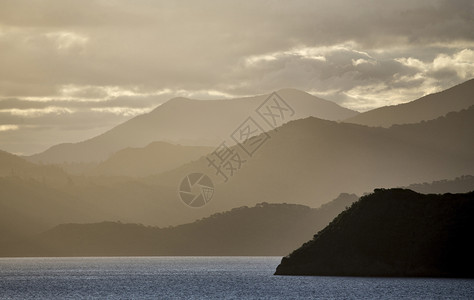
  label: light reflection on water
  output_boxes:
[0,257,473,299]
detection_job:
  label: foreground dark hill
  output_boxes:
[87,142,213,177]
[28,89,358,163]
[275,189,474,278]
[3,194,358,257]
[345,79,474,127]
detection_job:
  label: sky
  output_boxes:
[0,0,473,155]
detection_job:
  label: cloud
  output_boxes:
[433,49,474,78]
[44,31,89,52]
[395,49,474,86]
[90,107,153,117]
[0,107,75,117]
[229,44,474,111]
[1,0,472,96]
[0,124,19,132]
[0,0,473,154]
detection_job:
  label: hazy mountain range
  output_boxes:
[2,193,358,257]
[27,89,358,164]
[1,79,473,257]
[87,142,213,177]
[404,175,474,195]
[25,79,474,166]
[150,104,474,211]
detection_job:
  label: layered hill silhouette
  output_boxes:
[28,89,358,163]
[151,105,474,210]
[1,104,473,242]
[345,79,474,127]
[2,194,358,257]
[0,150,66,180]
[87,142,213,177]
[404,175,474,195]
[275,189,474,278]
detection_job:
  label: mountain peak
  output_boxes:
[28,89,358,163]
[167,96,192,103]
[276,87,308,94]
[159,96,193,107]
[275,88,322,99]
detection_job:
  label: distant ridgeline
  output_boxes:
[3,193,358,257]
[275,189,474,278]
[404,175,474,194]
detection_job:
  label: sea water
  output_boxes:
[0,257,473,299]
